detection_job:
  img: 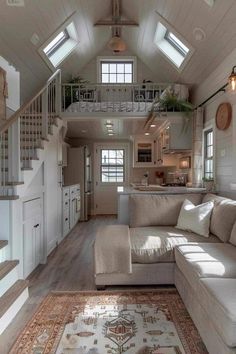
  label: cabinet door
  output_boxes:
[134,140,155,167]
[70,198,76,229]
[34,216,42,268]
[156,134,163,166]
[23,219,35,278]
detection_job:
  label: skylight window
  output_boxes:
[154,21,193,71]
[43,30,69,57]
[39,19,78,70]
[165,31,189,57]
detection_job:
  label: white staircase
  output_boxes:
[0,241,28,335]
[0,69,62,334]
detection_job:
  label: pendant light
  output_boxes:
[229,66,236,92]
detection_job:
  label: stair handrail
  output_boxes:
[0,69,61,134]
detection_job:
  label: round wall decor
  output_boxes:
[215,102,232,130]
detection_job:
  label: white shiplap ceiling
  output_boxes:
[1,0,236,102]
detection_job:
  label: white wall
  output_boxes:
[0,56,20,113]
[192,48,236,197]
[72,48,160,83]
[44,133,62,255]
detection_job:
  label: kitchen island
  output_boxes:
[117,185,207,224]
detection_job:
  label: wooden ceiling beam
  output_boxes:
[94,21,139,27]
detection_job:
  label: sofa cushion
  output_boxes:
[199,278,236,347]
[202,193,236,242]
[176,199,214,237]
[175,243,236,292]
[229,221,236,247]
[129,194,203,228]
[130,226,219,263]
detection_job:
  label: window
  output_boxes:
[43,30,69,57]
[204,129,214,179]
[101,149,125,182]
[101,61,133,83]
[154,21,193,70]
[164,31,189,57]
[39,19,78,69]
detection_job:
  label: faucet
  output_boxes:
[143,171,149,186]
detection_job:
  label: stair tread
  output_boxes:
[0,279,28,318]
[0,260,19,280]
[0,196,19,200]
[0,240,8,250]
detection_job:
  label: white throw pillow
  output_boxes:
[176,199,214,237]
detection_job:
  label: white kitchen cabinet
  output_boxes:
[162,120,192,153]
[23,197,43,278]
[133,139,156,167]
[62,184,80,238]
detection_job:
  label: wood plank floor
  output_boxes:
[0,216,118,354]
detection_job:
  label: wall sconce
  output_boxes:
[179,157,191,169]
[229,66,236,92]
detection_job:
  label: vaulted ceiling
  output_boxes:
[1,0,236,103]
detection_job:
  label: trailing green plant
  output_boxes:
[159,92,194,116]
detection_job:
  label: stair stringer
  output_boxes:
[15,119,64,198]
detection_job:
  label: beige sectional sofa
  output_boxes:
[94,193,236,354]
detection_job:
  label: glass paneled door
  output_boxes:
[94,143,129,215]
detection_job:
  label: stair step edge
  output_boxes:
[0,260,19,281]
[0,196,19,200]
[0,240,8,250]
[0,279,29,318]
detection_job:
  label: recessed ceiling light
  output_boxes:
[30,33,40,46]
[150,124,156,128]
[107,129,113,132]
[145,132,150,136]
[7,0,24,6]
[106,123,113,128]
[193,28,206,41]
[108,133,114,136]
[81,129,87,133]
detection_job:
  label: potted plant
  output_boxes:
[63,75,89,109]
[202,177,215,192]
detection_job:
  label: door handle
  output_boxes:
[34,224,39,228]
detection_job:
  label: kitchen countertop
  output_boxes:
[117,186,207,195]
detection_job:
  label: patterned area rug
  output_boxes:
[10,290,208,354]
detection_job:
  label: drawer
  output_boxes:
[63,199,70,210]
[63,218,70,236]
[70,185,80,198]
[63,188,70,201]
[63,207,69,219]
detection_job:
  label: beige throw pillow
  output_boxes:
[202,194,236,242]
[176,199,214,237]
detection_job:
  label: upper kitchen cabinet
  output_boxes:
[162,117,192,153]
[133,139,156,167]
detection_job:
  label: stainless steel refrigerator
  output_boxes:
[64,146,92,221]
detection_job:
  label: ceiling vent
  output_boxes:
[203,0,215,7]
[6,0,25,6]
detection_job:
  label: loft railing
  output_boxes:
[0,69,61,196]
[61,82,171,113]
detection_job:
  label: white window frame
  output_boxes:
[39,14,78,71]
[97,56,137,83]
[100,148,125,183]
[154,17,194,72]
[94,142,130,186]
[202,124,215,180]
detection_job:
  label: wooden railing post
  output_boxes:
[42,87,48,139]
[8,119,21,182]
